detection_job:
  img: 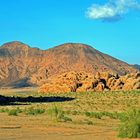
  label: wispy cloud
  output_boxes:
[86,0,140,22]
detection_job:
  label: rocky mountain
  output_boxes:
[0,41,136,87]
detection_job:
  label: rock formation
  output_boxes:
[39,72,140,93]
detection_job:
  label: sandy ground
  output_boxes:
[0,113,137,140]
[0,89,140,140]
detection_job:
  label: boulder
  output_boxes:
[38,71,140,93]
[95,82,105,91]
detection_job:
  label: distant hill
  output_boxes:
[0,41,136,87]
[133,64,140,71]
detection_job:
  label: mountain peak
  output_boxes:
[0,41,30,57]
[1,41,30,49]
[53,43,94,50]
[48,43,98,56]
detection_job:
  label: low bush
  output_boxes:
[7,107,22,116]
[118,109,140,138]
[102,112,119,119]
[8,109,18,116]
[0,108,9,113]
[25,107,45,115]
[47,105,72,122]
[85,112,103,119]
[61,116,72,122]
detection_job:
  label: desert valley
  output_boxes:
[0,41,140,140]
[1,0,140,139]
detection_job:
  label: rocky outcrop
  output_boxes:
[39,72,140,93]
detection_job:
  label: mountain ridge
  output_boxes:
[0,41,137,87]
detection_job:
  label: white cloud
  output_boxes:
[86,0,140,22]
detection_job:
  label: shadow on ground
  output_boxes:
[0,95,75,106]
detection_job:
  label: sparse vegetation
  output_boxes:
[0,89,140,139]
[0,108,8,113]
[81,119,93,125]
[8,109,19,116]
[25,107,45,115]
[118,109,140,138]
[85,112,103,119]
[47,105,72,122]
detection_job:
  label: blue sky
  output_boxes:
[0,0,140,64]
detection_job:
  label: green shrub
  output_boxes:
[102,112,119,119]
[118,109,140,138]
[61,116,72,122]
[85,111,123,120]
[47,106,72,122]
[7,107,23,116]
[26,107,45,115]
[85,112,103,119]
[16,107,22,113]
[47,106,63,121]
[0,108,9,113]
[8,109,18,116]
[0,108,7,113]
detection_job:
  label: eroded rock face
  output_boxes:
[39,72,140,93]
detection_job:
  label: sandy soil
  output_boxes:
[0,113,137,140]
[0,89,140,140]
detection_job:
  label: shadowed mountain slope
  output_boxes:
[0,41,136,87]
[133,64,140,71]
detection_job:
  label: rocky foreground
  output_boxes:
[39,71,140,93]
